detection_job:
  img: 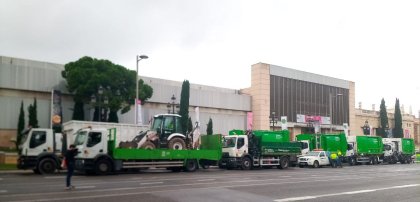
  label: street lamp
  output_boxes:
[167,94,179,114]
[91,85,108,122]
[329,92,343,132]
[135,54,148,124]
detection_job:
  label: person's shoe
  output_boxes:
[65,186,72,190]
[71,185,75,189]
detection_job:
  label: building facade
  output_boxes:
[245,63,357,140]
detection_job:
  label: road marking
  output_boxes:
[274,184,420,202]
[0,190,7,193]
[44,176,65,179]
[197,179,215,182]
[140,182,163,185]
[0,178,3,180]
[74,186,96,189]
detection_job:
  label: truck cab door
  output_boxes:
[300,140,310,155]
[84,131,105,158]
[27,130,49,156]
[236,137,248,157]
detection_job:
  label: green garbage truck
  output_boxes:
[219,130,301,170]
[382,138,415,164]
[74,114,222,174]
[346,135,383,165]
[296,133,348,155]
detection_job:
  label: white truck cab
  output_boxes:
[298,150,330,168]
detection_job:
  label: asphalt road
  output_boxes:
[1,163,419,202]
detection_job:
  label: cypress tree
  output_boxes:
[378,98,388,137]
[16,101,25,149]
[206,118,213,135]
[188,117,193,133]
[179,80,190,135]
[393,98,403,138]
[28,98,39,128]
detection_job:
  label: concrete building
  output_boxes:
[243,63,356,140]
[0,56,251,148]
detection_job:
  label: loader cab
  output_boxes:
[150,114,186,149]
[222,135,248,157]
[73,128,108,159]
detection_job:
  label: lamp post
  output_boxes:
[167,94,179,114]
[329,92,343,132]
[135,54,148,124]
[91,85,108,122]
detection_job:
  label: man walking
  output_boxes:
[65,144,78,190]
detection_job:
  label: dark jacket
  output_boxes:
[65,149,78,165]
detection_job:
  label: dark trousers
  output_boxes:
[66,164,74,187]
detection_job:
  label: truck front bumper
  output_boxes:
[75,159,95,171]
[17,156,37,170]
[219,157,240,168]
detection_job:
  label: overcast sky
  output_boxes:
[2,0,420,116]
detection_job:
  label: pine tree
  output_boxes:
[378,98,389,137]
[16,101,25,149]
[72,101,84,120]
[393,98,403,138]
[179,80,190,135]
[206,118,213,135]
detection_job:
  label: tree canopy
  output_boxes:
[378,98,388,137]
[179,80,190,135]
[62,56,153,122]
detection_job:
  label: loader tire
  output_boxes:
[141,141,156,149]
[168,137,186,150]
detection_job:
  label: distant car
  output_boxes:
[298,150,330,168]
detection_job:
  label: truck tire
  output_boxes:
[278,157,289,169]
[241,157,252,170]
[199,160,210,169]
[141,141,156,149]
[168,137,186,150]
[33,168,40,174]
[348,157,355,166]
[312,160,320,168]
[95,159,112,175]
[38,158,57,174]
[184,159,198,172]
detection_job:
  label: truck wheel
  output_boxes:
[38,158,57,174]
[95,159,112,175]
[278,157,289,169]
[312,160,320,168]
[241,157,252,170]
[199,160,210,169]
[184,159,198,172]
[33,168,40,174]
[168,138,186,150]
[348,158,355,166]
[141,141,156,149]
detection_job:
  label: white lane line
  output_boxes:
[44,176,65,179]
[0,190,7,193]
[74,186,96,189]
[197,179,215,182]
[140,182,163,185]
[274,184,420,202]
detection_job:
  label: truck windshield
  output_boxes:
[74,131,88,146]
[223,137,237,148]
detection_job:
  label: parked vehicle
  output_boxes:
[298,150,331,168]
[346,135,383,165]
[74,114,222,174]
[17,120,146,174]
[219,130,301,170]
[382,138,415,164]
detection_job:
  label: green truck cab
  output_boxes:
[219,130,301,170]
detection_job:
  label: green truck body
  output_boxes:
[251,130,300,155]
[355,136,383,155]
[296,133,347,154]
[401,138,415,155]
[109,129,222,161]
